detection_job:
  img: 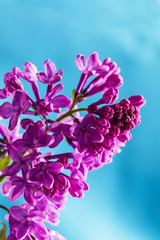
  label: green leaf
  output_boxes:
[0,221,7,240]
[0,156,11,183]
[0,156,11,172]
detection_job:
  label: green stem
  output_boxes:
[0,205,10,214]
[57,108,87,122]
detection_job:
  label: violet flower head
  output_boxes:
[0,53,146,240]
[75,52,108,94]
[0,90,32,130]
[75,52,100,75]
[36,84,71,115]
[9,206,47,239]
[13,125,53,152]
[36,59,64,86]
[68,177,89,198]
[8,175,40,205]
[72,113,104,153]
[48,121,72,148]
[29,161,64,188]
[20,62,38,83]
[3,144,39,177]
[35,198,60,226]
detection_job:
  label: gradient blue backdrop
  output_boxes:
[0,0,159,239]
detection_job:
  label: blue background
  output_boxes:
[0,0,159,239]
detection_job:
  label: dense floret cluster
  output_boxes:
[0,52,145,239]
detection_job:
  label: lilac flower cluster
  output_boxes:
[0,52,145,239]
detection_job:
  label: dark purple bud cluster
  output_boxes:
[0,52,145,239]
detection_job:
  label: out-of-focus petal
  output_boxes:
[10,206,27,221]
[0,102,15,118]
[9,113,20,131]
[9,186,24,202]
[13,139,30,152]
[3,162,22,176]
[17,221,30,239]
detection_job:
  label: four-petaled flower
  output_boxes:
[0,90,32,130]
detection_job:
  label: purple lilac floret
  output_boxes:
[0,90,32,130]
[0,52,146,240]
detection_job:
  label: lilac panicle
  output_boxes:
[0,52,146,240]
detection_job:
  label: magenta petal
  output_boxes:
[33,222,48,236]
[3,162,22,176]
[7,233,17,240]
[36,134,52,147]
[29,210,45,220]
[35,198,49,212]
[85,52,99,70]
[75,54,85,71]
[88,128,104,142]
[47,84,63,99]
[44,59,57,79]
[1,181,13,195]
[24,187,35,204]
[51,95,71,108]
[81,180,89,191]
[36,72,48,83]
[9,113,20,131]
[12,91,26,107]
[29,168,41,181]
[21,118,34,129]
[24,125,38,144]
[95,65,109,73]
[17,221,30,239]
[21,99,32,113]
[49,131,63,148]
[42,171,53,188]
[79,134,90,152]
[7,144,23,162]
[0,102,16,118]
[128,95,146,108]
[13,139,30,151]
[48,162,64,174]
[9,186,24,202]
[24,62,37,74]
[0,88,10,99]
[105,74,123,88]
[10,206,28,221]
